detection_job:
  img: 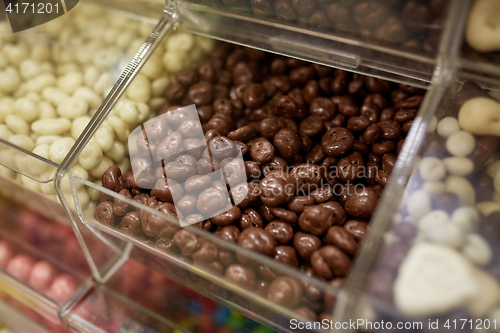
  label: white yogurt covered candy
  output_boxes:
[466,0,500,53]
[459,97,500,136]
[394,243,478,317]
[462,234,492,266]
[0,4,212,194]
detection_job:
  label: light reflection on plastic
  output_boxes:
[129,105,247,227]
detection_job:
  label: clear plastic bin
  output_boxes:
[0,0,212,221]
[0,199,92,333]
[68,258,277,333]
[338,80,500,332]
[176,0,453,87]
[62,30,442,329]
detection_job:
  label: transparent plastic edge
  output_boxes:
[74,175,339,295]
[0,138,58,183]
[334,0,473,328]
[0,268,60,318]
[178,2,438,65]
[53,0,177,283]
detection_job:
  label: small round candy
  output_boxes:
[406,190,431,218]
[419,157,446,182]
[443,157,474,176]
[462,234,492,266]
[437,117,460,138]
[446,131,475,157]
[451,206,479,232]
[424,220,465,249]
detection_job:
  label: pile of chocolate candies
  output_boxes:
[95,42,425,320]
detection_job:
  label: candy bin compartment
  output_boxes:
[339,81,500,332]
[0,0,212,220]
[60,29,451,330]
[175,0,463,87]
[0,0,214,282]
[0,198,94,333]
[68,258,276,333]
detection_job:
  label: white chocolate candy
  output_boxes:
[445,176,476,206]
[84,201,97,218]
[463,234,492,266]
[93,127,114,152]
[107,116,129,142]
[4,44,28,66]
[21,175,41,192]
[49,137,75,164]
[25,74,56,93]
[151,77,169,97]
[443,157,474,176]
[0,125,13,141]
[87,179,103,201]
[394,243,478,317]
[14,98,38,123]
[117,100,139,125]
[30,42,50,63]
[89,156,113,178]
[419,157,446,181]
[0,98,14,122]
[466,0,500,52]
[38,101,56,119]
[28,144,51,175]
[78,141,103,170]
[419,210,449,233]
[84,67,100,87]
[126,74,151,103]
[8,135,34,151]
[459,97,500,136]
[70,116,91,140]
[446,131,475,157]
[73,87,101,108]
[42,87,69,106]
[167,33,194,52]
[407,190,431,218]
[107,141,125,162]
[141,57,163,80]
[149,97,166,112]
[19,60,40,80]
[136,102,150,123]
[427,116,438,133]
[36,135,61,146]
[451,206,480,232]
[422,181,446,194]
[0,68,21,94]
[6,115,30,135]
[57,97,88,119]
[25,92,41,104]
[476,202,500,216]
[57,71,83,95]
[486,160,500,178]
[61,164,88,192]
[424,220,466,249]
[31,118,71,135]
[163,51,184,73]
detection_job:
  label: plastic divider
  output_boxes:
[335,0,474,328]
